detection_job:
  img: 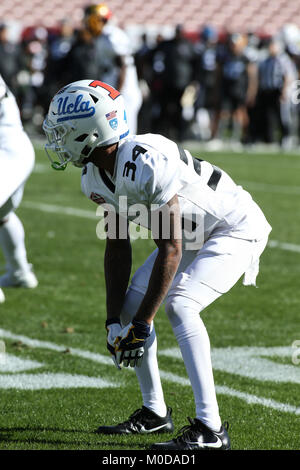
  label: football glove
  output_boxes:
[105,318,122,370]
[115,318,151,368]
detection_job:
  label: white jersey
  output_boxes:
[81,134,271,246]
[0,75,23,130]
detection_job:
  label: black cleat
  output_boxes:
[150,417,231,450]
[96,406,174,435]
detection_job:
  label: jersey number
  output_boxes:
[123,145,147,181]
[88,80,121,100]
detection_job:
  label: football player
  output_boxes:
[43,80,271,450]
[0,75,38,299]
[83,3,142,135]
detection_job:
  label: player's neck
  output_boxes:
[88,143,118,176]
[101,153,116,176]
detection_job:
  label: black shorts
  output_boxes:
[221,82,247,111]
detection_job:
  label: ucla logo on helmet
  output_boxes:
[55,94,96,122]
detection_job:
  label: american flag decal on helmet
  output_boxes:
[105,110,117,120]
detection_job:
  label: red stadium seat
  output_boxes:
[1,0,300,35]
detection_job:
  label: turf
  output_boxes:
[0,143,299,451]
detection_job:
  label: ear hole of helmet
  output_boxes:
[89,94,99,103]
[75,133,89,142]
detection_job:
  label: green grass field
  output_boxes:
[0,142,299,451]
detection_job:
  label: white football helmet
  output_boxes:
[43,79,129,170]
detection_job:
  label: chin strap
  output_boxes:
[51,162,67,171]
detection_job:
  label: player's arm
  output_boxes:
[105,212,132,322]
[246,61,258,107]
[114,195,182,368]
[104,212,132,368]
[135,194,182,325]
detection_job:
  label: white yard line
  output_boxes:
[215,385,300,415]
[159,370,300,415]
[0,329,299,415]
[160,346,300,384]
[0,328,111,365]
[268,240,300,254]
[0,373,118,390]
[22,201,97,220]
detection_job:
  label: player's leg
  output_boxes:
[152,234,269,449]
[0,129,37,288]
[166,293,221,430]
[0,187,38,288]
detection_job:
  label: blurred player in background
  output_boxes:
[149,24,195,141]
[257,37,295,148]
[43,79,271,450]
[0,75,38,303]
[215,33,258,146]
[83,3,142,134]
[193,25,219,141]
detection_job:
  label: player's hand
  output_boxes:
[115,318,151,368]
[105,319,122,370]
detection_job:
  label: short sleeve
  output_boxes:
[136,153,182,209]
